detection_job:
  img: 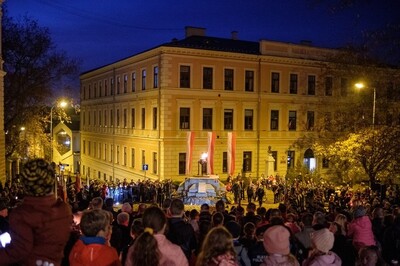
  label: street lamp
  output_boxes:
[355,82,376,129]
[50,100,67,163]
[197,152,208,176]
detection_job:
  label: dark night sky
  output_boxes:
[6,0,400,73]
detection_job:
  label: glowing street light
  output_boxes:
[355,82,376,129]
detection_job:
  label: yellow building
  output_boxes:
[80,27,354,183]
[0,1,6,185]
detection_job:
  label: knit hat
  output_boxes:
[263,225,290,255]
[20,159,55,197]
[353,206,366,219]
[225,220,241,239]
[311,228,334,253]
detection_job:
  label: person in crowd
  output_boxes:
[110,212,132,255]
[333,213,348,236]
[166,198,197,261]
[190,208,200,237]
[225,220,251,265]
[382,215,400,264]
[89,196,104,210]
[69,208,120,266]
[261,225,300,266]
[0,158,72,266]
[239,222,257,249]
[104,197,118,221]
[247,226,268,266]
[295,212,315,250]
[329,221,357,265]
[199,203,212,223]
[125,206,188,266]
[120,218,143,266]
[357,245,386,266]
[0,198,9,234]
[212,212,225,227]
[312,211,328,230]
[285,213,301,235]
[348,205,376,251]
[241,202,260,228]
[371,207,385,246]
[196,226,238,266]
[216,199,235,225]
[302,228,341,266]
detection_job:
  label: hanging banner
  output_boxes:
[207,132,216,175]
[227,132,236,176]
[186,131,195,175]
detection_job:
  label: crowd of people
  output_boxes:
[1,158,400,265]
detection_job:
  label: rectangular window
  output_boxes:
[179,153,186,175]
[180,108,190,129]
[325,76,333,96]
[123,74,128,93]
[224,109,233,130]
[94,111,97,126]
[153,107,157,130]
[131,108,135,128]
[203,108,213,130]
[290,74,298,94]
[142,69,146,90]
[104,144,107,161]
[131,148,135,168]
[94,83,97,98]
[98,143,102,159]
[287,150,295,169]
[243,151,252,172]
[224,69,234,90]
[245,70,254,92]
[99,81,102,97]
[94,142,97,157]
[98,110,102,126]
[270,110,279,130]
[271,72,280,93]
[132,72,136,92]
[340,78,347,97]
[110,144,113,162]
[322,157,329,168]
[88,111,91,126]
[104,80,108,96]
[110,110,114,127]
[203,67,213,89]
[88,85,91,99]
[116,109,120,127]
[116,145,120,164]
[180,65,190,88]
[104,110,107,127]
[324,112,332,131]
[88,141,91,155]
[153,152,157,174]
[222,152,228,173]
[111,78,114,95]
[307,111,315,131]
[123,147,127,166]
[271,151,278,171]
[288,111,297,131]
[153,66,158,88]
[141,150,145,166]
[123,109,127,128]
[117,76,121,94]
[83,140,86,154]
[141,108,145,129]
[244,109,253,130]
[308,75,316,95]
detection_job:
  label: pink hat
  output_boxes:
[263,225,290,255]
[311,228,334,253]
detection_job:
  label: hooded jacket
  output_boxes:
[302,251,342,266]
[347,215,376,248]
[69,237,121,266]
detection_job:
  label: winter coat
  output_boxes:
[302,251,342,266]
[261,254,300,266]
[69,237,121,266]
[347,216,376,249]
[0,195,72,266]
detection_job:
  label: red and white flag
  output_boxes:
[186,131,195,175]
[207,132,216,175]
[227,132,236,176]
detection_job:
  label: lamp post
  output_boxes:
[50,100,67,163]
[355,83,376,129]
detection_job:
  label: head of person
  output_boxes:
[130,207,166,265]
[121,202,132,213]
[358,245,383,266]
[225,220,241,240]
[169,198,184,216]
[20,158,55,197]
[117,212,130,226]
[130,218,144,239]
[263,225,290,255]
[247,202,256,213]
[354,205,367,219]
[243,222,256,238]
[80,209,112,239]
[311,228,334,254]
[215,200,226,213]
[196,226,235,265]
[200,203,210,212]
[211,212,224,227]
[89,197,104,210]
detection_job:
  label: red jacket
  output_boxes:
[0,195,72,266]
[69,238,121,266]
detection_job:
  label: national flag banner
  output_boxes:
[227,132,236,176]
[207,132,216,175]
[186,131,195,175]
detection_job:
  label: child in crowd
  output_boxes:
[69,209,121,266]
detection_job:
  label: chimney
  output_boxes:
[231,31,238,40]
[185,26,206,38]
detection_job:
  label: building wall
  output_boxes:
[80,40,343,183]
[0,1,6,185]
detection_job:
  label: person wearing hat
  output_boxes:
[261,225,300,266]
[302,228,342,266]
[0,158,72,266]
[348,205,376,251]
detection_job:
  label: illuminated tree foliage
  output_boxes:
[313,126,400,188]
[2,11,79,159]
